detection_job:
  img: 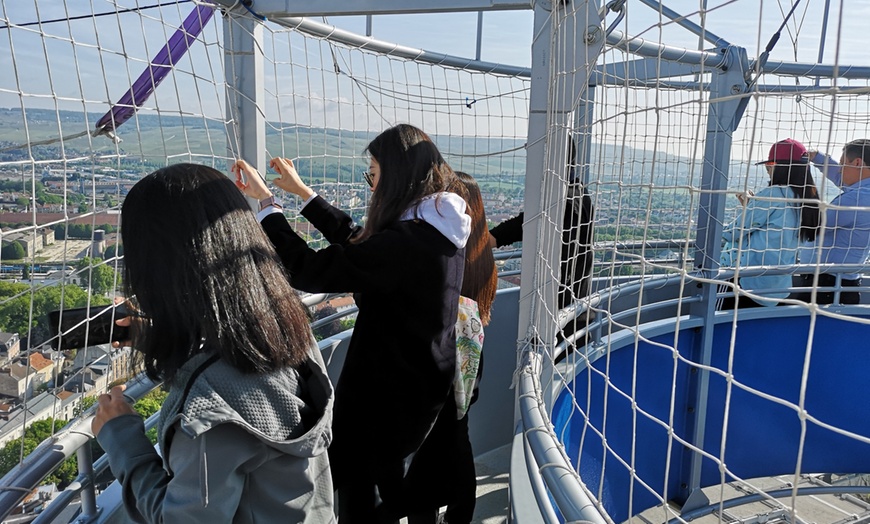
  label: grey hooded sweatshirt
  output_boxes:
[96,345,335,523]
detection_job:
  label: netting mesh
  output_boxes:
[1,1,870,523]
[260,18,530,228]
[538,2,870,524]
[0,1,234,474]
[0,1,532,491]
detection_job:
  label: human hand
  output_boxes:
[92,385,137,437]
[269,157,314,200]
[112,316,132,349]
[232,159,272,200]
[111,297,139,349]
[736,189,754,206]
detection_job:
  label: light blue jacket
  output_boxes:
[721,185,801,305]
[810,151,870,279]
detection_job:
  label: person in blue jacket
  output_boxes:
[799,139,870,304]
[720,138,820,308]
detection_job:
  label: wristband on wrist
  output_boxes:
[258,195,282,211]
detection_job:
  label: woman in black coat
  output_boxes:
[489,140,595,309]
[233,124,471,523]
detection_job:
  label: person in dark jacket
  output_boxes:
[489,141,595,309]
[93,164,334,523]
[233,124,471,523]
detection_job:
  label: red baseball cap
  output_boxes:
[755,138,808,165]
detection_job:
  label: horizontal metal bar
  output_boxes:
[309,306,358,330]
[265,18,870,86]
[675,485,870,522]
[494,248,523,261]
[269,16,532,77]
[759,59,870,79]
[605,29,727,70]
[279,18,728,76]
[212,0,533,17]
[593,57,704,83]
[301,293,332,307]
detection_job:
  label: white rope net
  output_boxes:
[537,2,870,523]
[1,1,870,523]
[0,0,532,501]
[0,0,232,476]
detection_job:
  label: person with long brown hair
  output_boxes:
[452,172,498,325]
[233,124,471,523]
[409,171,497,524]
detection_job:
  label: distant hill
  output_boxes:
[0,107,761,191]
[0,108,529,181]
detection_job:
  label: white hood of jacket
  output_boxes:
[400,192,471,249]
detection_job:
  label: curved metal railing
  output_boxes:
[519,263,870,522]
[0,375,161,522]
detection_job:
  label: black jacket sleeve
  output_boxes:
[261,212,408,295]
[300,195,362,246]
[489,212,524,247]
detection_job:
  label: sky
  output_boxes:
[0,0,867,166]
[0,1,866,105]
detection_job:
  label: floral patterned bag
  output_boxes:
[454,296,484,419]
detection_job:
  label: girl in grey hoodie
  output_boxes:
[93,164,335,523]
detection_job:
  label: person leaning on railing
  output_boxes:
[797,139,870,304]
[92,164,335,523]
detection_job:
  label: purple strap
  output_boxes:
[95,4,215,135]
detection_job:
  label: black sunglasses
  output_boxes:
[363,170,375,188]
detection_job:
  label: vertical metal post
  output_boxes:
[75,443,97,520]
[680,44,750,512]
[366,15,373,37]
[575,86,595,187]
[224,9,266,209]
[515,1,555,354]
[814,0,831,87]
[475,11,484,61]
[516,0,603,406]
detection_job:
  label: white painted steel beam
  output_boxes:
[270,16,532,77]
[208,0,532,17]
[223,12,266,209]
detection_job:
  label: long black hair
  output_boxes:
[121,163,313,383]
[770,161,820,242]
[361,124,455,239]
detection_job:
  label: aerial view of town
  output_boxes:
[0,107,716,489]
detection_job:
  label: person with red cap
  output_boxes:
[797,139,870,304]
[720,138,821,308]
